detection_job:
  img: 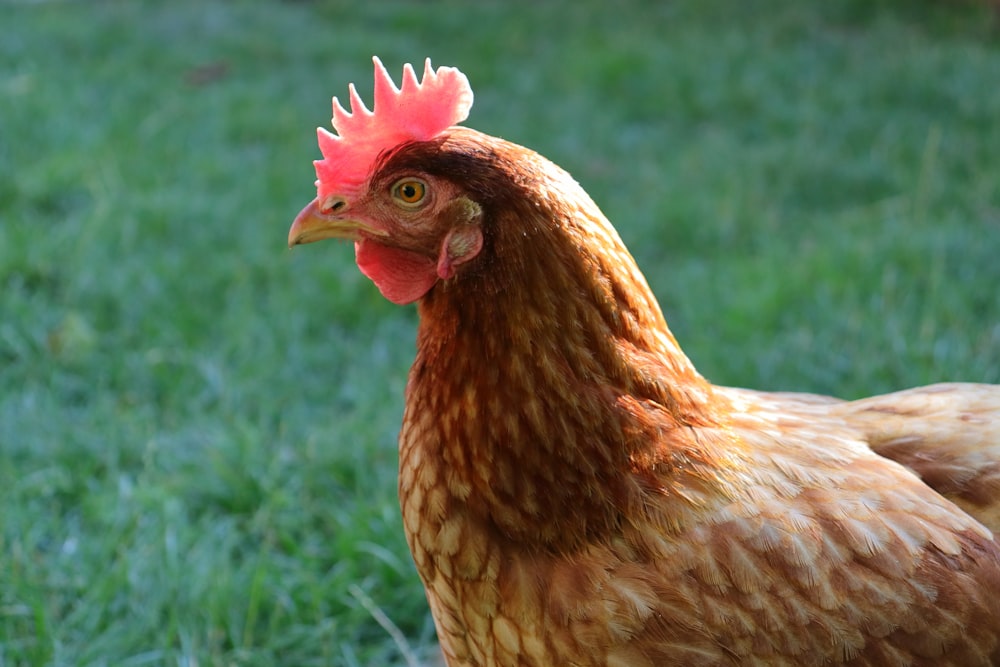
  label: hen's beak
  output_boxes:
[288,197,386,247]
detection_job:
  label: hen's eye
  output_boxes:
[392,178,427,207]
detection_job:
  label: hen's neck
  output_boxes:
[404,157,721,550]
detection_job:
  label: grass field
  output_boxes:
[2,1,998,665]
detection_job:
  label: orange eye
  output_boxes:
[392,178,427,207]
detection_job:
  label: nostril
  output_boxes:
[321,196,347,214]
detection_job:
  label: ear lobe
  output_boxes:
[437,224,484,280]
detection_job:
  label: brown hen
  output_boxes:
[288,58,1000,666]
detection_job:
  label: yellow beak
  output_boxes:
[288,198,386,247]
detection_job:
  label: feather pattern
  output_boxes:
[290,61,1000,666]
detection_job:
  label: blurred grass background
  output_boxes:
[2,1,998,665]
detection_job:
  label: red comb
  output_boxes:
[313,57,474,200]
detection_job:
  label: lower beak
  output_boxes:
[288,198,384,247]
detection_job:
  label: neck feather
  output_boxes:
[401,149,722,550]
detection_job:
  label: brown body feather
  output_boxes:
[301,127,1000,665]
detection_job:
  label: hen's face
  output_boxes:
[289,150,484,304]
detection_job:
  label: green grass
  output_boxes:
[2,1,998,665]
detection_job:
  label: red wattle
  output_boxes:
[355,240,439,305]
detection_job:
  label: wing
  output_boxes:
[725,383,1000,535]
[831,382,1000,534]
[618,388,1000,665]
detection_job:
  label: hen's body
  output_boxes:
[388,131,1000,666]
[404,382,1000,666]
[290,68,1000,666]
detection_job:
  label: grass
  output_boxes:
[1,1,998,665]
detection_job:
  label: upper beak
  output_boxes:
[288,197,386,247]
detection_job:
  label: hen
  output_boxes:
[288,58,1000,666]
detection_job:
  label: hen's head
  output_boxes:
[290,59,714,507]
[289,57,500,305]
